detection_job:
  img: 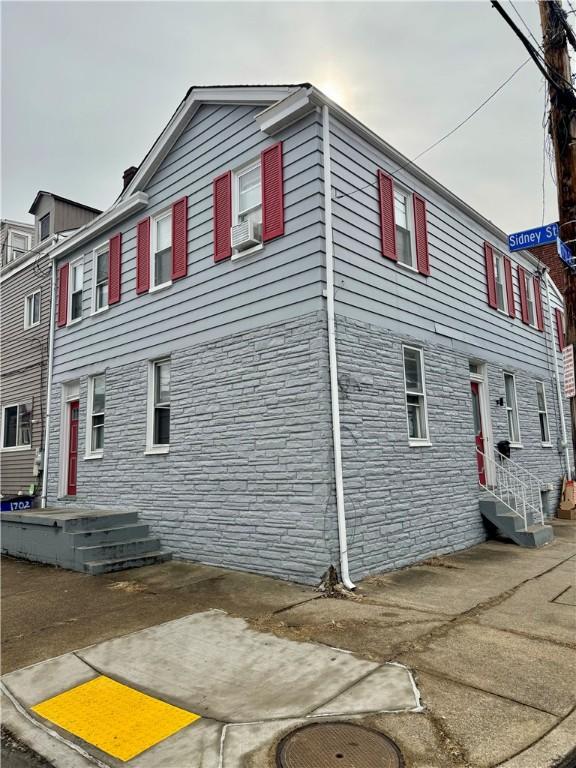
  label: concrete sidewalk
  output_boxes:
[1,520,575,767]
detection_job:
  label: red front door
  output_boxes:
[471,382,486,485]
[67,400,79,496]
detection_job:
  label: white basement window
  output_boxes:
[93,245,109,312]
[24,290,41,329]
[394,187,415,269]
[147,358,170,452]
[87,374,105,455]
[504,373,521,445]
[403,346,430,444]
[69,258,84,323]
[151,211,172,289]
[536,381,550,445]
[1,403,32,450]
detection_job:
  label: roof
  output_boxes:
[29,191,102,216]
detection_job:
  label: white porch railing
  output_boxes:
[477,447,544,530]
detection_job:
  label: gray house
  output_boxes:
[44,84,570,585]
[0,195,100,500]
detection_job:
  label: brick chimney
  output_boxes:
[528,243,566,293]
[122,166,138,191]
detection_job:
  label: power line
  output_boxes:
[334,58,531,202]
[508,0,545,53]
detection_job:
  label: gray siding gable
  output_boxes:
[52,103,325,382]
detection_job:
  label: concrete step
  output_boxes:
[84,550,172,575]
[75,538,162,563]
[62,511,139,532]
[68,523,151,546]
[479,496,554,547]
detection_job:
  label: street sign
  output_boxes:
[557,237,575,268]
[508,222,559,251]
[564,345,575,399]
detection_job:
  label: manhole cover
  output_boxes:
[277,722,403,768]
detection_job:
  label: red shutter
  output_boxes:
[57,263,69,327]
[413,194,430,276]
[213,172,232,262]
[378,170,397,261]
[534,276,544,331]
[136,218,150,294]
[261,142,284,241]
[484,243,498,309]
[171,197,188,280]
[503,256,515,318]
[556,308,565,351]
[518,266,529,324]
[108,233,122,305]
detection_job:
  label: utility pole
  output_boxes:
[537,1,576,461]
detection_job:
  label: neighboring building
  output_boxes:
[529,242,566,293]
[44,85,570,584]
[0,195,100,498]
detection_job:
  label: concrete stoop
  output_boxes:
[479,496,554,547]
[0,507,171,574]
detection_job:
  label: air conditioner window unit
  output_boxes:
[231,219,262,251]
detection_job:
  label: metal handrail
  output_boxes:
[476,447,544,529]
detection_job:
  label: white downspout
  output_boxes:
[322,104,355,590]
[41,248,58,508]
[544,270,571,480]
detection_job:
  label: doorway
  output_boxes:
[67,400,79,496]
[469,363,493,486]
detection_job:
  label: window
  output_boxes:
[233,160,263,253]
[24,290,41,329]
[536,382,550,445]
[147,359,170,450]
[9,231,30,261]
[504,373,521,445]
[1,403,32,450]
[87,375,105,455]
[394,188,415,268]
[39,214,50,241]
[69,258,83,322]
[523,272,536,327]
[403,346,429,443]
[93,245,109,312]
[494,252,507,313]
[152,211,172,288]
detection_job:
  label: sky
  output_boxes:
[1,1,562,235]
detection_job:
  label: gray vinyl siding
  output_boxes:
[51,104,325,383]
[0,222,36,268]
[328,115,557,378]
[53,200,101,235]
[0,255,51,495]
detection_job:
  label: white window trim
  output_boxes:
[9,230,31,261]
[231,158,264,260]
[68,256,84,325]
[91,241,109,315]
[85,374,105,458]
[150,209,173,291]
[494,251,508,315]
[524,273,538,329]
[0,402,32,453]
[394,183,417,272]
[23,289,41,330]
[536,381,552,447]
[402,345,431,446]
[504,372,522,448]
[145,358,170,454]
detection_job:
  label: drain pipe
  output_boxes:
[41,250,58,508]
[322,104,355,590]
[544,270,571,480]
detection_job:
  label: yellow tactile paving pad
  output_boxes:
[31,675,200,761]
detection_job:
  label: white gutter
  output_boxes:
[544,271,571,480]
[41,254,57,508]
[322,104,355,590]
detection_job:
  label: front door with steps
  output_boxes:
[471,381,486,485]
[67,400,79,496]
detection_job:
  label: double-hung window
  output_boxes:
[147,359,170,451]
[24,290,41,329]
[536,382,550,445]
[504,373,521,445]
[69,258,84,322]
[1,403,32,450]
[494,252,507,313]
[403,346,429,443]
[87,374,105,455]
[394,188,415,269]
[233,160,263,254]
[39,214,50,241]
[10,232,30,261]
[93,245,109,312]
[523,272,536,327]
[152,211,172,289]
